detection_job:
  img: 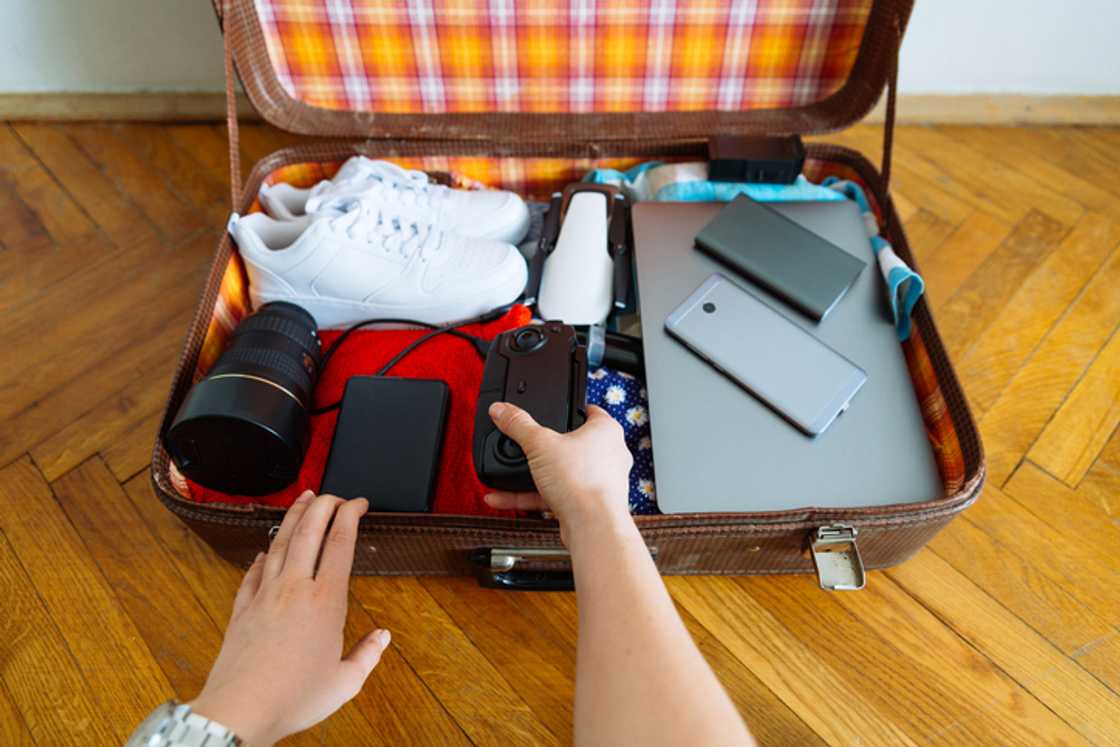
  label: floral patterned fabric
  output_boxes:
[587,367,658,514]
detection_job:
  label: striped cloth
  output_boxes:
[253,0,873,114]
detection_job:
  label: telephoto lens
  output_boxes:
[165,302,321,495]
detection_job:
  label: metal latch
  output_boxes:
[486,547,571,571]
[810,525,866,591]
[468,547,576,591]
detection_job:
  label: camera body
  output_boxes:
[473,323,588,491]
[164,302,321,495]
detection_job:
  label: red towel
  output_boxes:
[187,305,532,515]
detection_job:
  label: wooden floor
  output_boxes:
[0,122,1118,746]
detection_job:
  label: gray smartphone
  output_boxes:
[665,273,867,436]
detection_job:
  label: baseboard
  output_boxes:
[0,92,259,122]
[1,92,1117,125]
[864,94,1120,125]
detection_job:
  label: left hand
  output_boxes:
[190,491,389,746]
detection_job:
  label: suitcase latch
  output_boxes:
[810,525,866,591]
[486,547,571,571]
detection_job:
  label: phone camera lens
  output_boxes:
[702,302,716,314]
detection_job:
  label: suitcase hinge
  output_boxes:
[810,525,866,591]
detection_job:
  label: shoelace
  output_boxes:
[327,197,442,262]
[306,160,447,215]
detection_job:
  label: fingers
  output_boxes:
[316,497,368,586]
[584,404,615,426]
[489,402,554,452]
[337,629,391,697]
[231,552,265,619]
[484,491,547,512]
[284,494,346,579]
[583,405,625,436]
[263,490,315,580]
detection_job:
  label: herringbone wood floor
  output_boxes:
[1,123,1118,746]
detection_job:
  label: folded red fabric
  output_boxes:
[187,305,532,515]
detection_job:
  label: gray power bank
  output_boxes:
[665,273,866,436]
[694,194,866,321]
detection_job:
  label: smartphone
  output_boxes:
[665,274,866,436]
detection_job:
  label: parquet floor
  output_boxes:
[0,122,1118,746]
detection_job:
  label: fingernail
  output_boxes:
[376,629,391,646]
[489,402,508,418]
[296,490,314,503]
[254,551,265,563]
[483,493,497,505]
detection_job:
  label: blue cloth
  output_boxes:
[587,367,657,514]
[585,161,844,204]
[822,177,924,341]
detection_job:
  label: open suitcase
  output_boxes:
[151,0,984,591]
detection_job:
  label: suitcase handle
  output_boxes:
[469,547,574,591]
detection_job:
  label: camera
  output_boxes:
[165,302,321,495]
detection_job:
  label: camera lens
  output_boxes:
[209,302,321,404]
[165,302,321,496]
[702,302,716,314]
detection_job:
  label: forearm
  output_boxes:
[567,509,754,747]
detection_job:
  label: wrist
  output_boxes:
[190,693,275,747]
[563,499,636,553]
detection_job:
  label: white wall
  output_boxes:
[1,0,225,92]
[0,0,1117,95]
[902,0,1120,94]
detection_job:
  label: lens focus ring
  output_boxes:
[232,312,320,356]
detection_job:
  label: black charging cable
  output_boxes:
[309,307,508,415]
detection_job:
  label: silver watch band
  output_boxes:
[126,701,241,747]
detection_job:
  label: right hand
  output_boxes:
[484,402,633,544]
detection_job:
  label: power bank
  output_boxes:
[320,376,448,511]
[694,194,866,321]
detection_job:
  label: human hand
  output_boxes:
[190,492,389,746]
[483,402,633,545]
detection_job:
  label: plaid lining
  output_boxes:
[253,0,873,114]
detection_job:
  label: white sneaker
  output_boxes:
[259,157,531,244]
[228,199,528,328]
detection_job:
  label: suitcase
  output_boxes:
[151,0,984,591]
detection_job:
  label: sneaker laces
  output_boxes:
[327,197,442,261]
[306,160,447,215]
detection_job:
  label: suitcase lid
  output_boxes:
[216,0,911,143]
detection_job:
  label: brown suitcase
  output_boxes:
[151,0,984,591]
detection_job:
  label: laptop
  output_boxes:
[632,200,943,513]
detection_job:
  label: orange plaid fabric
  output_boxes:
[263,154,658,199]
[254,0,873,114]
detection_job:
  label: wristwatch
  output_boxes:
[126,701,242,747]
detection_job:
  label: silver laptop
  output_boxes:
[632,200,943,513]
